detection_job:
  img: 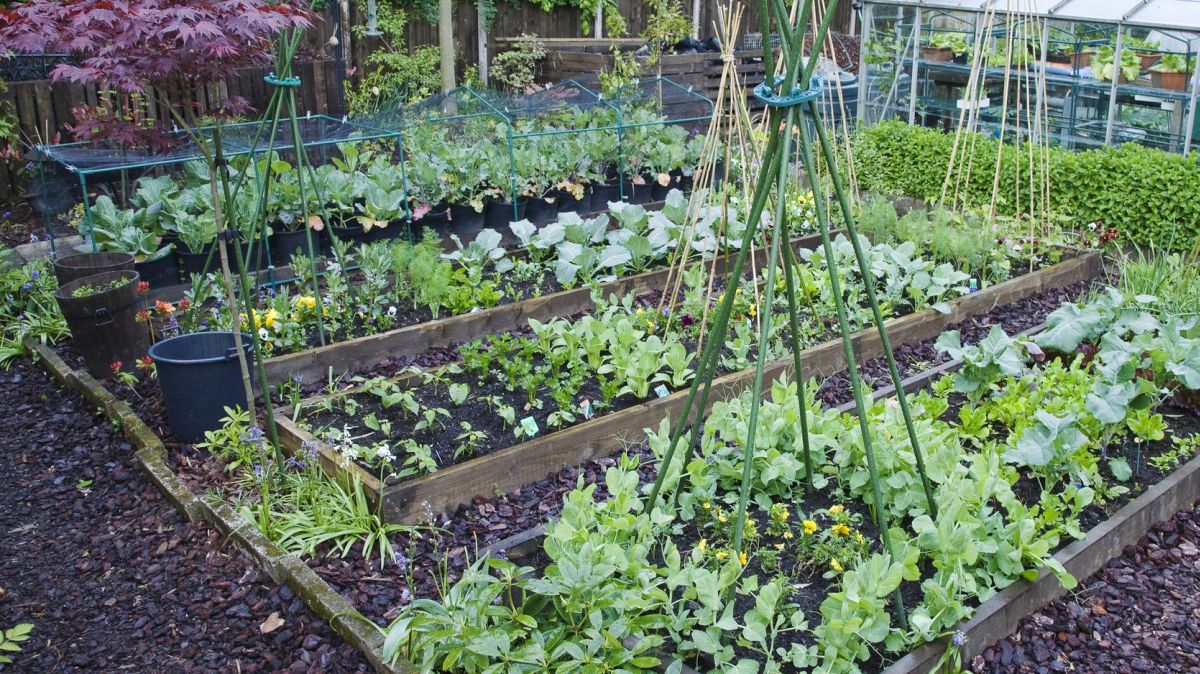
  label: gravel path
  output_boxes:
[972,504,1200,674]
[0,359,368,673]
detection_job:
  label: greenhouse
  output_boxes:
[859,0,1200,152]
[0,0,1198,673]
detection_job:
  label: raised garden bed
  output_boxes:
[260,229,834,385]
[274,249,1103,523]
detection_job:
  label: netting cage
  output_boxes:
[364,77,714,238]
[33,114,404,289]
[859,0,1200,153]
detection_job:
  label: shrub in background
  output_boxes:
[852,120,1200,251]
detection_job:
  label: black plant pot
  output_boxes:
[176,245,219,278]
[589,182,620,211]
[557,188,588,215]
[524,195,558,225]
[270,229,325,268]
[675,169,694,193]
[329,225,369,251]
[412,203,449,232]
[55,270,149,379]
[449,203,486,237]
[484,198,528,230]
[150,331,254,443]
[53,251,134,287]
[134,253,180,288]
[622,176,654,205]
[362,220,407,244]
[650,175,676,202]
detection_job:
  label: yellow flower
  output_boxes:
[856,532,865,544]
[702,502,711,510]
[636,308,645,315]
[263,309,281,329]
[828,504,845,515]
[718,513,728,524]
[832,523,851,537]
[831,558,843,572]
[293,295,317,310]
[715,551,729,560]
[783,531,794,540]
[697,539,707,552]
[748,303,757,317]
[738,552,748,566]
[802,520,818,535]
[774,543,785,551]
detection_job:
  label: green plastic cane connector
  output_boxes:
[264,73,302,88]
[753,75,823,108]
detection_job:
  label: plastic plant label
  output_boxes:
[655,384,670,398]
[580,399,594,419]
[520,416,539,436]
[969,278,978,293]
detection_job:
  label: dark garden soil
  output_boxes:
[0,359,368,673]
[970,503,1200,674]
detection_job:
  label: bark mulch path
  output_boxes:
[971,504,1200,674]
[0,359,369,673]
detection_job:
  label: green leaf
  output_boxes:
[1109,457,1133,482]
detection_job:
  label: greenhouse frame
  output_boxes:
[858,0,1200,153]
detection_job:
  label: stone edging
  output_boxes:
[24,338,409,674]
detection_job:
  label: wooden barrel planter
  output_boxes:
[52,251,134,287]
[54,270,149,378]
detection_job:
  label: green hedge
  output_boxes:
[851,121,1200,250]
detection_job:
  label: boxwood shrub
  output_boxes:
[851,121,1200,251]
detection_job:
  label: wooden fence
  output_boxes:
[1,1,853,197]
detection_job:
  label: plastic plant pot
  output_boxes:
[149,331,255,443]
[54,270,148,378]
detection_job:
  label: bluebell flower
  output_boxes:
[30,270,39,280]
[301,440,320,460]
[952,631,967,648]
[242,425,266,444]
[252,463,265,480]
[19,282,31,292]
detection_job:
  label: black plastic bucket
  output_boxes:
[621,176,653,205]
[362,220,406,244]
[149,331,254,443]
[135,253,180,288]
[52,251,134,287]
[55,270,149,378]
[413,204,449,231]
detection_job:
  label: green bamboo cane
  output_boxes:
[731,105,797,551]
[780,219,813,490]
[795,110,907,628]
[808,97,938,519]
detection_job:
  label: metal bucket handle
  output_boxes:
[94,307,113,326]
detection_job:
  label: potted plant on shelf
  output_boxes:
[54,269,149,378]
[923,32,969,63]
[1093,44,1143,84]
[87,196,178,287]
[1150,53,1195,91]
[1127,36,1162,70]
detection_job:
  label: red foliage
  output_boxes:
[0,1,312,93]
[0,1,313,143]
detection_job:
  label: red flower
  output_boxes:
[136,280,150,293]
[177,298,191,311]
[110,361,122,374]
[155,299,175,315]
[136,310,150,323]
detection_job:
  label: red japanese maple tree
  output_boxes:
[0,0,313,143]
